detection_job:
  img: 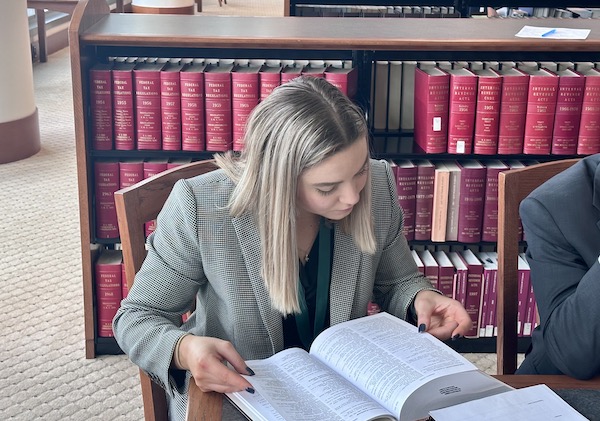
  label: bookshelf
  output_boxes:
[71,0,600,357]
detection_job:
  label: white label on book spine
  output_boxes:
[456,140,465,154]
[433,117,442,131]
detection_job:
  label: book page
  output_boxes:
[309,313,505,418]
[228,348,395,421]
[429,384,589,420]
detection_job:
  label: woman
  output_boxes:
[113,76,472,420]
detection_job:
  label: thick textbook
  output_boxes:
[226,313,511,421]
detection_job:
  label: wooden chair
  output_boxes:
[496,158,580,375]
[114,159,223,421]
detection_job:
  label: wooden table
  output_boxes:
[186,375,600,420]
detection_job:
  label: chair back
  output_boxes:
[496,158,579,375]
[114,159,223,421]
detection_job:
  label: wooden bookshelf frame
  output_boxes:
[71,0,600,357]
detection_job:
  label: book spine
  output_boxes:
[551,76,584,155]
[414,164,435,241]
[438,266,454,298]
[259,70,281,101]
[95,253,122,337]
[523,74,559,154]
[577,76,600,155]
[180,69,206,151]
[457,166,486,243]
[113,68,136,150]
[160,68,183,151]
[464,267,483,338]
[481,167,505,242]
[232,72,260,151]
[94,161,120,239]
[445,166,460,242]
[430,166,449,242]
[517,265,530,336]
[118,161,144,189]
[414,68,449,153]
[497,74,529,154]
[447,74,477,154]
[454,267,467,306]
[135,69,162,150]
[90,66,113,150]
[395,166,417,241]
[205,70,233,151]
[324,67,358,99]
[473,76,502,154]
[121,262,129,300]
[372,61,389,130]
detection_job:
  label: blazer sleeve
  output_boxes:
[521,196,600,379]
[113,179,205,396]
[371,160,437,320]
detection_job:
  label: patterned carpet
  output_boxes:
[0,5,507,420]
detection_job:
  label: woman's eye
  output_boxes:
[317,188,335,196]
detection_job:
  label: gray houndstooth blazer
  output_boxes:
[113,158,434,420]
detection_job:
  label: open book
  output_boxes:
[226,312,512,421]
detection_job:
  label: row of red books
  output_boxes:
[90,58,357,152]
[413,63,600,155]
[392,158,536,243]
[94,158,194,239]
[413,249,536,339]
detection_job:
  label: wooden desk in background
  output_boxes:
[186,375,600,421]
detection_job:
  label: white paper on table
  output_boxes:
[428,384,589,421]
[515,25,590,39]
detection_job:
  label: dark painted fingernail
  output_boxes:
[245,387,255,394]
[418,323,426,333]
[246,366,255,376]
[451,334,461,341]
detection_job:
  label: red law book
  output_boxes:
[180,62,207,151]
[394,159,418,241]
[497,67,529,154]
[232,65,260,151]
[121,262,128,300]
[412,250,425,275]
[473,68,502,155]
[95,250,123,337]
[134,62,165,150]
[259,63,282,101]
[551,68,584,155]
[118,159,144,189]
[481,160,509,242]
[301,64,326,78]
[517,254,531,337]
[112,61,136,150]
[89,63,113,150]
[413,159,435,241]
[446,67,478,154]
[448,251,468,305]
[433,251,454,298]
[281,65,302,84]
[418,250,439,290]
[577,68,600,155]
[459,249,484,338]
[477,252,498,338]
[94,160,120,239]
[457,160,486,243]
[142,159,168,237]
[204,63,233,151]
[324,66,358,98]
[522,68,559,155]
[414,67,450,153]
[160,62,184,151]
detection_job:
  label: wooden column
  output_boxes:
[0,0,40,164]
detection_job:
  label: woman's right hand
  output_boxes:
[177,335,255,393]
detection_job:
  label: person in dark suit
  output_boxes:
[113,76,472,420]
[517,153,600,379]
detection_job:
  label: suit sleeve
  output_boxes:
[521,196,600,379]
[371,161,437,320]
[113,179,204,395]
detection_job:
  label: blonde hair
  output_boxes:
[216,76,375,314]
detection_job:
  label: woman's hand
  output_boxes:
[177,335,255,393]
[412,290,472,340]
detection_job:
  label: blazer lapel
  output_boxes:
[232,213,283,353]
[329,225,360,325]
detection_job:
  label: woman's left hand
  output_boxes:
[412,290,472,340]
